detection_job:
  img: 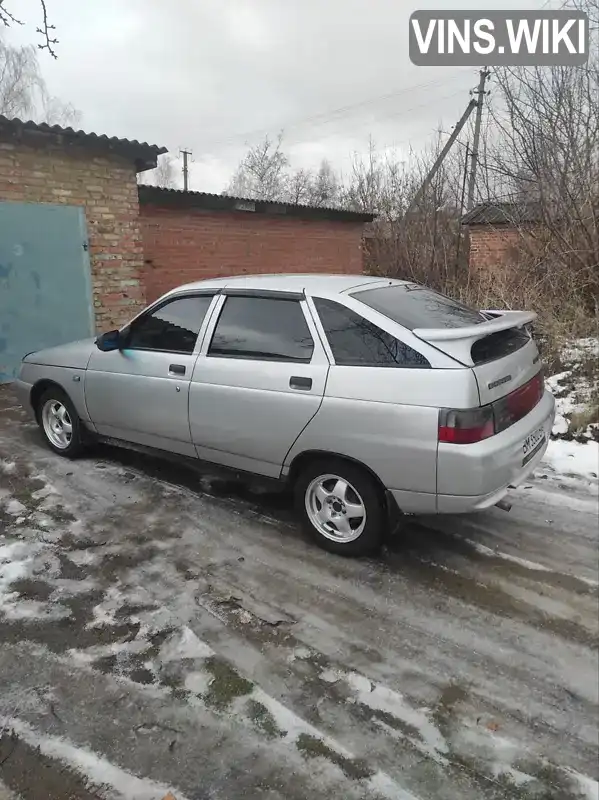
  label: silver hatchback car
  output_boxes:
[14,274,555,556]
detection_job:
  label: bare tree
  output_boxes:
[346,137,469,291]
[140,153,178,189]
[284,168,313,205]
[308,159,340,207]
[38,93,81,127]
[474,0,599,323]
[226,135,346,207]
[0,34,80,124]
[155,154,178,188]
[0,0,58,57]
[227,133,290,200]
[0,39,41,117]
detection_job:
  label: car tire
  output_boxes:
[37,387,87,458]
[294,458,385,557]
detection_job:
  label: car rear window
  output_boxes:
[470,328,531,365]
[351,285,487,330]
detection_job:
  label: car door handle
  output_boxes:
[169,364,186,376]
[290,376,312,390]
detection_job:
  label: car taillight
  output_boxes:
[494,370,544,433]
[439,370,545,444]
[438,406,495,444]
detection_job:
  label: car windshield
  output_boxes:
[350,285,487,330]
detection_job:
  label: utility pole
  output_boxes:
[180,149,192,191]
[403,98,477,219]
[466,68,490,210]
[455,140,470,268]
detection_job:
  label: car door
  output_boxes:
[284,295,440,504]
[85,293,217,456]
[189,290,329,478]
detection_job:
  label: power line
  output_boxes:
[199,84,470,164]
[196,70,475,155]
[282,87,469,154]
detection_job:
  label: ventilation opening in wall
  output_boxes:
[234,200,255,212]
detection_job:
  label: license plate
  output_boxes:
[522,426,545,465]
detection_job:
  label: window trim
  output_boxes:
[310,295,431,369]
[222,288,305,301]
[206,294,316,364]
[122,293,217,356]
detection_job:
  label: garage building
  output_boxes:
[0,117,372,383]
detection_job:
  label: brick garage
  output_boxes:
[462,202,538,274]
[138,186,373,304]
[0,118,373,339]
[0,117,166,331]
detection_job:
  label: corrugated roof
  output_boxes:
[138,185,375,223]
[0,116,167,172]
[461,201,540,226]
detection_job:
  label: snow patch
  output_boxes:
[159,626,214,662]
[562,767,599,800]
[2,599,71,622]
[31,483,57,502]
[248,686,419,799]
[0,460,16,475]
[87,585,130,629]
[319,668,447,762]
[543,439,599,480]
[184,671,213,695]
[491,765,534,787]
[290,646,312,661]
[463,536,599,588]
[561,338,599,363]
[7,717,190,800]
[546,338,598,444]
[0,541,69,621]
[0,543,30,593]
[5,499,27,517]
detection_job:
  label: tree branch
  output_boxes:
[0,1,58,58]
[0,1,22,27]
[36,0,58,58]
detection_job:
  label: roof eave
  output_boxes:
[137,185,375,223]
[0,116,167,171]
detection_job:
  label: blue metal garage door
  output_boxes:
[0,202,94,383]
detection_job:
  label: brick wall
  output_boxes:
[139,205,365,303]
[0,141,145,331]
[468,226,522,273]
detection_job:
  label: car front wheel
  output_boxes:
[38,387,86,458]
[294,459,385,557]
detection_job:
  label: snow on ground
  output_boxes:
[560,337,599,363]
[543,337,599,482]
[543,438,598,480]
[7,718,191,800]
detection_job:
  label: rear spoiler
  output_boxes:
[413,310,537,364]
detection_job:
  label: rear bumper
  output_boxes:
[435,389,555,512]
[389,390,555,516]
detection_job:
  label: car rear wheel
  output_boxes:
[38,388,86,458]
[294,459,385,556]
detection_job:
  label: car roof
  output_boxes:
[169,273,408,297]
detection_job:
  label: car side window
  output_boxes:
[208,296,314,363]
[313,297,430,368]
[126,295,213,354]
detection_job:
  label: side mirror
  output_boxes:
[95,329,122,352]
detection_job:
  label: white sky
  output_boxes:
[8,0,556,192]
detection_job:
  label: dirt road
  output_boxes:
[0,385,597,800]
